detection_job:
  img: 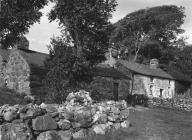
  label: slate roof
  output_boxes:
[117,60,175,80]
[0,48,48,67]
[94,63,130,79]
[17,49,48,67]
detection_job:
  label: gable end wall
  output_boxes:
[6,51,31,95]
[0,55,6,87]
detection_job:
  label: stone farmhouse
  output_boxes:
[104,49,192,99]
[117,59,175,98]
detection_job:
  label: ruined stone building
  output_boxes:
[0,48,48,95]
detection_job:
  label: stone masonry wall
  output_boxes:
[6,51,31,94]
[0,91,130,140]
[148,97,192,112]
[133,74,175,99]
[0,55,6,87]
[90,77,130,100]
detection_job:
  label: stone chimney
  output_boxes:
[16,36,29,50]
[104,48,118,67]
[150,59,159,69]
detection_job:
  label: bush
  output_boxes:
[89,89,114,102]
[126,94,148,107]
[44,39,93,103]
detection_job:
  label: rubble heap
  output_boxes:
[0,90,130,140]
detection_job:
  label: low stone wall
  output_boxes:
[0,91,130,140]
[148,97,192,112]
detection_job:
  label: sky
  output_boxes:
[26,0,192,53]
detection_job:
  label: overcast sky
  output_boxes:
[26,0,192,53]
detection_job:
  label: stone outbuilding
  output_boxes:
[92,63,130,100]
[0,48,48,95]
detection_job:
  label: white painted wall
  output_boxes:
[133,74,175,98]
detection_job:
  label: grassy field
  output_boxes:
[87,106,192,140]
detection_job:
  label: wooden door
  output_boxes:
[113,82,119,101]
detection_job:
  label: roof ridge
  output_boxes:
[117,59,174,80]
[18,48,49,56]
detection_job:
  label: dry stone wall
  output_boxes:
[148,97,192,112]
[0,91,131,140]
[6,51,31,94]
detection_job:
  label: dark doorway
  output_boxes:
[113,82,119,101]
[160,89,163,98]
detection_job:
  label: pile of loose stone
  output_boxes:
[0,90,130,140]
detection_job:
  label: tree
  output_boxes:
[45,0,117,102]
[16,35,29,49]
[0,0,48,48]
[49,0,117,64]
[110,5,185,62]
[44,37,93,103]
[173,45,192,77]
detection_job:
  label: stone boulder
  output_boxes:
[92,124,111,135]
[0,122,32,140]
[32,115,57,131]
[58,119,71,130]
[72,108,92,128]
[37,130,72,140]
[121,120,131,128]
[3,111,18,122]
[66,90,92,106]
[72,129,87,139]
[19,104,46,120]
[92,112,108,124]
[110,106,120,115]
[40,103,58,113]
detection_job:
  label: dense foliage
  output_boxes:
[49,0,117,64]
[0,0,48,48]
[44,37,93,103]
[44,0,118,102]
[110,5,186,63]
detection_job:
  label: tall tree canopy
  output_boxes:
[110,5,186,62]
[44,37,93,103]
[49,0,117,64]
[0,0,48,48]
[44,0,117,102]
